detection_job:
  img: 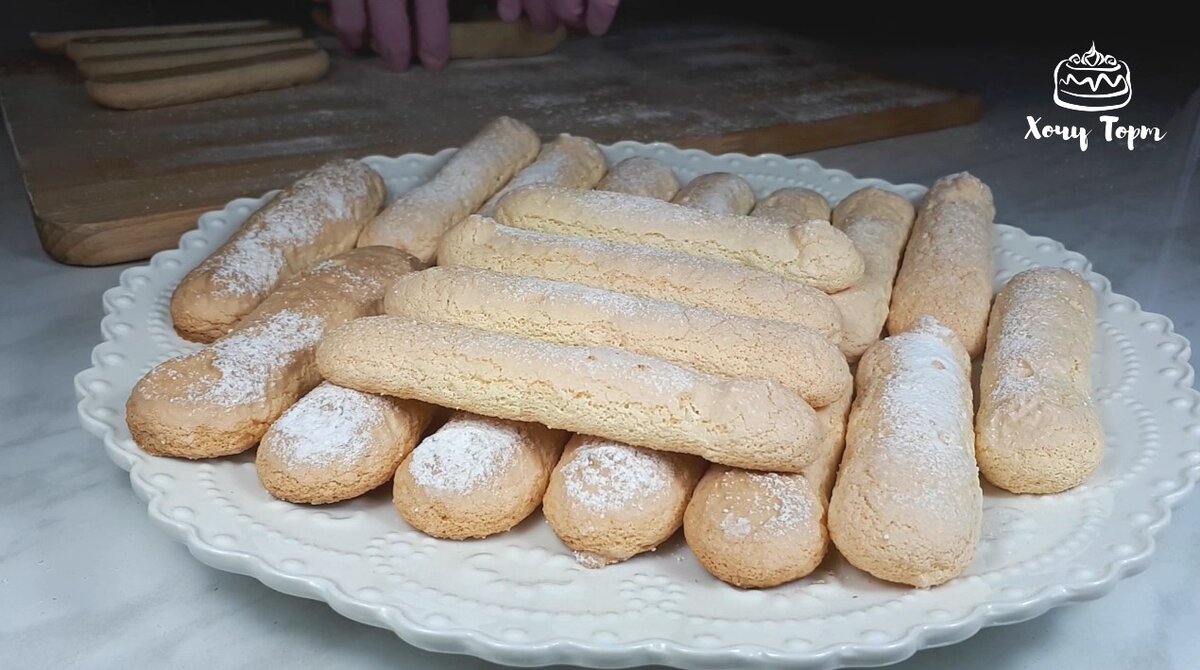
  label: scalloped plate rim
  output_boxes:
[72,142,1200,670]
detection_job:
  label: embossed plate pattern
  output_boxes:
[75,144,1200,669]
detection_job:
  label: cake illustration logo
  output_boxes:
[1054,43,1132,112]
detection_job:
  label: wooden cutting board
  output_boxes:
[1,24,979,265]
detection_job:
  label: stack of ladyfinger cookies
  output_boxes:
[33,20,331,110]
[126,116,1104,591]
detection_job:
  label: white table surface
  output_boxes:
[2,45,1199,669]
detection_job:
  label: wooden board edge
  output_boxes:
[33,205,216,266]
[671,94,984,156]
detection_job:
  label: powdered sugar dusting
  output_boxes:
[597,157,678,197]
[989,269,1086,402]
[210,160,373,296]
[560,438,675,515]
[478,135,600,215]
[674,173,754,215]
[721,515,752,538]
[914,172,994,261]
[408,414,528,494]
[874,317,975,519]
[309,257,383,294]
[572,551,610,569]
[268,383,388,467]
[399,117,537,211]
[719,472,815,539]
[177,309,323,407]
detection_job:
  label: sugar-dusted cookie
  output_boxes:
[976,268,1103,493]
[828,317,982,587]
[751,186,831,224]
[128,246,422,459]
[256,382,437,504]
[358,116,539,261]
[596,157,680,200]
[684,393,851,588]
[393,412,567,539]
[170,159,384,342]
[672,172,755,215]
[543,435,706,567]
[477,134,607,216]
[888,172,994,356]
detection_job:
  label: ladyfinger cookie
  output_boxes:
[976,268,1103,493]
[493,185,865,292]
[128,247,423,459]
[170,159,385,343]
[683,393,851,588]
[77,38,318,78]
[358,116,539,261]
[318,316,824,472]
[386,266,850,407]
[33,20,272,54]
[476,134,607,216]
[256,382,437,504]
[543,436,706,567]
[66,24,303,60]
[828,316,982,588]
[672,172,756,215]
[751,187,832,224]
[888,172,995,357]
[86,48,329,110]
[595,157,680,200]
[437,216,842,342]
[394,412,568,539]
[829,188,917,360]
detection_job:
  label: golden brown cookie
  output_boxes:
[170,159,384,343]
[128,246,422,459]
[393,412,567,539]
[318,316,825,472]
[976,268,1103,493]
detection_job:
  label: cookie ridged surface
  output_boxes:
[318,316,824,472]
[828,316,982,587]
[829,188,917,360]
[977,268,1103,493]
[543,435,706,567]
[394,412,567,539]
[256,382,436,504]
[888,172,995,356]
[385,266,850,407]
[494,185,864,292]
[358,116,539,261]
[128,246,423,459]
[170,159,385,343]
[437,216,842,342]
[595,157,680,200]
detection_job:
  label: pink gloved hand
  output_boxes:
[496,0,620,35]
[330,0,451,71]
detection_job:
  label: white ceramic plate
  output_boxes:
[75,144,1200,669]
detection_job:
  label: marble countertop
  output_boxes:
[2,43,1199,669]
